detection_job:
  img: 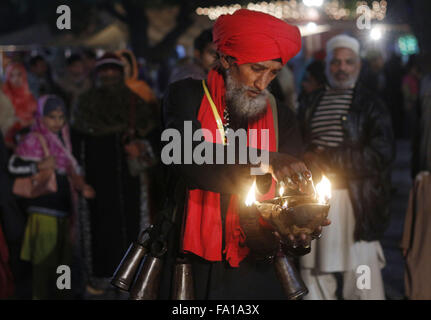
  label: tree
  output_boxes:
[102,0,244,63]
[103,0,195,63]
[0,0,244,62]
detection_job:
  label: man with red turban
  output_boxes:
[157,9,329,299]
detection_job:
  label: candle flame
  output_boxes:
[245,181,257,206]
[279,185,285,197]
[316,175,331,204]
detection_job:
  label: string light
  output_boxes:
[306,21,318,32]
[303,0,324,7]
[370,26,383,41]
[195,0,387,22]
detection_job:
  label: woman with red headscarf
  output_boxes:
[2,63,37,147]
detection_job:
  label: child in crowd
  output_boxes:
[8,95,94,299]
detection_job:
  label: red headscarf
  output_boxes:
[3,63,37,125]
[213,9,302,65]
[3,63,38,146]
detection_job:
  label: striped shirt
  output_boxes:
[310,88,353,148]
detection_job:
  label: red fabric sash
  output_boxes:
[182,70,276,267]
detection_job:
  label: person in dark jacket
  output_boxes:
[0,130,31,299]
[72,53,159,297]
[297,34,395,300]
[0,131,16,299]
[299,59,326,99]
[169,28,217,84]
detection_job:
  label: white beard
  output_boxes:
[325,65,359,90]
[225,70,269,125]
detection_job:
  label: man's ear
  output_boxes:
[220,55,231,69]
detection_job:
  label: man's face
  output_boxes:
[119,56,132,80]
[225,58,282,97]
[32,60,48,77]
[68,61,85,78]
[222,57,282,124]
[196,43,217,73]
[326,48,361,89]
[96,65,124,87]
[370,56,384,72]
[83,56,96,72]
[302,72,322,94]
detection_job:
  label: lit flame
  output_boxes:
[245,181,257,207]
[279,185,285,197]
[315,175,332,204]
[282,200,288,208]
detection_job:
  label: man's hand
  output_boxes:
[37,156,56,171]
[278,218,331,250]
[268,152,311,193]
[303,150,330,183]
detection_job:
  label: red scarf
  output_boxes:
[181,70,277,267]
[3,63,37,124]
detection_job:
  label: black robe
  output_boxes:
[72,130,141,278]
[0,132,30,298]
[71,85,157,279]
[158,78,304,299]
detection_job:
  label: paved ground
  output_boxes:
[380,139,411,300]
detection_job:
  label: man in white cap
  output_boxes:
[297,34,395,299]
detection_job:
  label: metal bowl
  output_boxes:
[256,197,330,237]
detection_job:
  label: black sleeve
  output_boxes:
[0,132,26,244]
[324,98,395,179]
[8,154,38,177]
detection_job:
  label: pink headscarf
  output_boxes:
[15,95,79,175]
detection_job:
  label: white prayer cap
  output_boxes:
[326,34,360,57]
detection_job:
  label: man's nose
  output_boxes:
[339,61,349,72]
[254,74,271,92]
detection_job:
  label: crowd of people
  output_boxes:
[0,50,161,299]
[0,9,430,300]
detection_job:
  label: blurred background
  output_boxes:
[0,0,430,300]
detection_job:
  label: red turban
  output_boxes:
[213,9,302,65]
